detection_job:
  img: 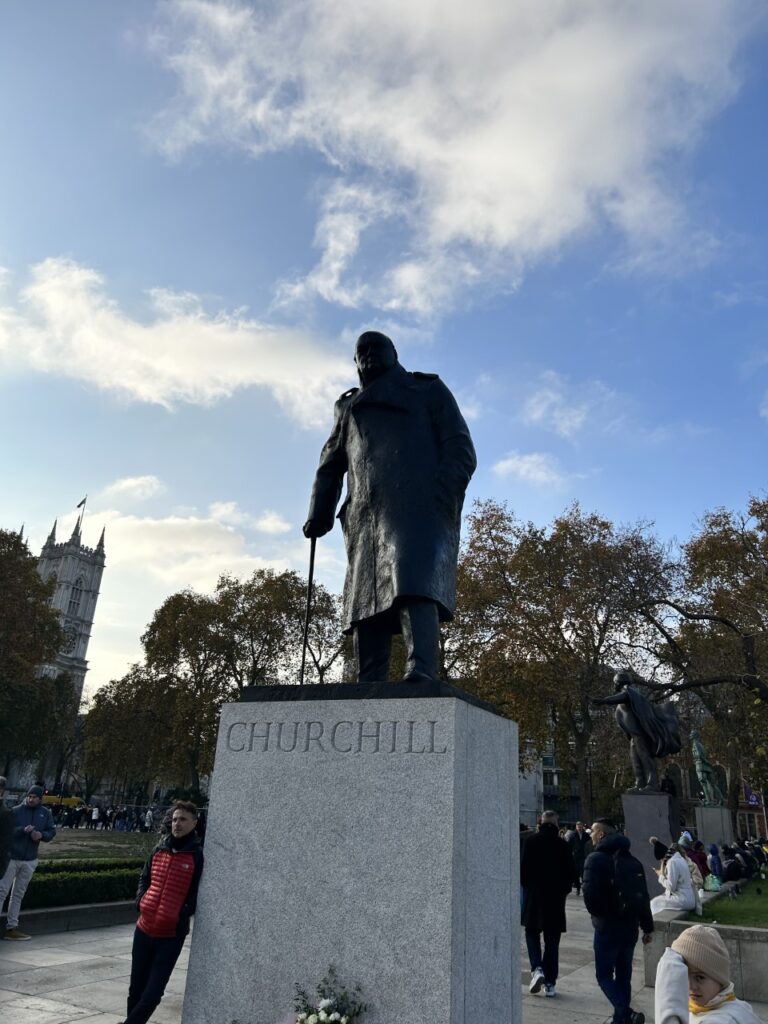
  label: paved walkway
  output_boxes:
[522,892,653,1024]
[1,894,766,1023]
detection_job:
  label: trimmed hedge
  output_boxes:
[36,857,144,876]
[22,868,139,910]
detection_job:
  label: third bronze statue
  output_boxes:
[303,331,476,682]
[593,670,682,793]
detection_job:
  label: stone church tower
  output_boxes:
[36,514,105,703]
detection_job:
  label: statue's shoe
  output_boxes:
[402,670,436,683]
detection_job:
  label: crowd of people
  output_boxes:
[521,810,767,1024]
[47,802,161,833]
[648,831,767,915]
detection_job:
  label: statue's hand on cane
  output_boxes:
[303,518,330,539]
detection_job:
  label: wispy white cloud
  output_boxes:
[98,475,167,503]
[714,282,768,308]
[148,0,757,318]
[0,258,349,428]
[522,371,589,438]
[253,510,292,535]
[492,450,566,488]
[521,370,617,439]
[208,501,292,534]
[455,373,494,422]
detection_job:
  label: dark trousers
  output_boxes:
[355,600,440,681]
[525,928,560,985]
[125,926,185,1024]
[593,925,638,1024]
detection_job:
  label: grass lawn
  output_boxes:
[692,881,768,928]
[38,828,156,861]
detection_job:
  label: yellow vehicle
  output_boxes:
[42,794,86,809]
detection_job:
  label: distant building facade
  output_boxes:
[36,517,105,704]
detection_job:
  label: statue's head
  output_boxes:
[613,668,633,692]
[690,728,700,739]
[355,331,398,386]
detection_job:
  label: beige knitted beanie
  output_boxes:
[671,926,731,987]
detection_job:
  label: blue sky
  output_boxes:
[1,1,767,697]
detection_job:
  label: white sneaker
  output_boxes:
[529,968,544,994]
[544,984,556,998]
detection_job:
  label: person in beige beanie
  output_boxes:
[655,925,762,1024]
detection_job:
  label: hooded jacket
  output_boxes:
[583,832,653,934]
[10,801,56,861]
[707,845,724,880]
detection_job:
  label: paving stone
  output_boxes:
[0,945,102,968]
[0,955,131,995]
[0,992,97,1022]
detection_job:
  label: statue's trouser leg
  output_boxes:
[629,740,646,789]
[399,599,440,681]
[636,740,658,789]
[354,619,391,682]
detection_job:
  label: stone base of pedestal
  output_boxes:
[622,791,674,896]
[183,690,520,1024]
[695,805,734,847]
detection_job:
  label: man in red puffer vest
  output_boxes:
[119,800,204,1024]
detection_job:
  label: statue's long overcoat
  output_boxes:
[617,686,682,757]
[307,362,476,633]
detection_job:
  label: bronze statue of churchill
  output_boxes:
[304,331,476,683]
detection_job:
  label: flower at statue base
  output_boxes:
[294,965,367,1024]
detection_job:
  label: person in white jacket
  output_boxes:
[655,925,761,1024]
[651,844,696,915]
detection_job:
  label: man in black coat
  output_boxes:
[304,331,476,682]
[520,810,575,998]
[582,819,654,1024]
[566,821,592,895]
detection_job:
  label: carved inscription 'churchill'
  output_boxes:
[225,719,449,755]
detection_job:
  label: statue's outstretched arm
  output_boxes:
[591,690,628,707]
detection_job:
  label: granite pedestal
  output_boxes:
[183,686,520,1024]
[622,791,674,896]
[695,805,734,847]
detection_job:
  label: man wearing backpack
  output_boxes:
[583,818,654,1024]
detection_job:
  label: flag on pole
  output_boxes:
[76,497,87,508]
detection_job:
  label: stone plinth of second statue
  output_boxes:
[695,805,734,848]
[623,791,675,896]
[183,683,520,1024]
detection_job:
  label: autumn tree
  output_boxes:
[33,672,82,791]
[81,666,172,802]
[0,528,64,769]
[445,499,674,822]
[213,569,346,687]
[142,591,234,795]
[641,496,768,801]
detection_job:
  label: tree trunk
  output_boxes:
[574,736,593,825]
[187,748,200,794]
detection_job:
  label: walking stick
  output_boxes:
[299,535,317,686]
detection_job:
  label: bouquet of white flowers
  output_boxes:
[294,966,367,1024]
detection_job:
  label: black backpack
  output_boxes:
[612,851,648,918]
